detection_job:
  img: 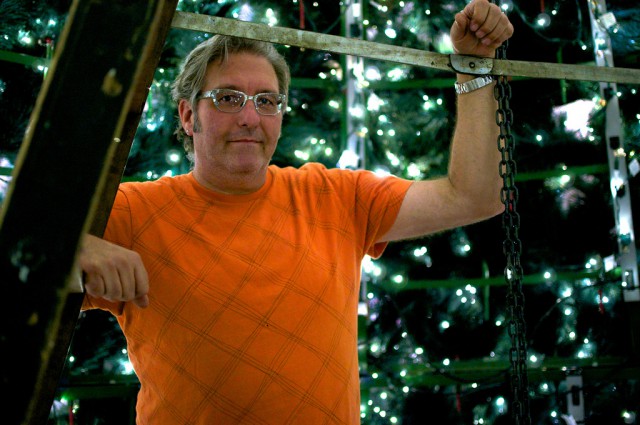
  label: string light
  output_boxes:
[500,0,514,12]
[536,12,551,28]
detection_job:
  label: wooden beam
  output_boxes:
[171,12,640,85]
[0,0,177,423]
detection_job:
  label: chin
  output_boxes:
[227,159,268,174]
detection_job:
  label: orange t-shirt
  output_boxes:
[83,163,412,424]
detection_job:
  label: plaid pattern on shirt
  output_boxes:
[83,163,412,424]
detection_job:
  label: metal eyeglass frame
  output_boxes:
[198,88,286,116]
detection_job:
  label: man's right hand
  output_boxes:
[79,234,149,308]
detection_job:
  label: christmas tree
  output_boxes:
[1,0,639,423]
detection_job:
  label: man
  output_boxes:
[79,0,514,423]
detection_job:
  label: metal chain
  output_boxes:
[494,40,532,425]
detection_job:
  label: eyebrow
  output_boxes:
[215,84,280,94]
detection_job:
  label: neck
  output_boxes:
[193,167,268,195]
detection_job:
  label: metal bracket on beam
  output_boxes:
[449,54,493,75]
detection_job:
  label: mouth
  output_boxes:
[229,139,261,144]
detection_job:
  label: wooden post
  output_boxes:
[0,0,177,423]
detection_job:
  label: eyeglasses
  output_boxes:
[198,88,286,116]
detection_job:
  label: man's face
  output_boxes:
[180,52,284,193]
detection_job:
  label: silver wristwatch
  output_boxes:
[454,76,494,94]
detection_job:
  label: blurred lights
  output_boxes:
[265,8,278,26]
[387,67,406,81]
[373,167,391,177]
[294,150,309,160]
[500,0,513,12]
[349,105,364,118]
[367,93,384,111]
[423,99,435,110]
[407,163,421,178]
[165,149,182,165]
[235,4,253,20]
[413,246,427,257]
[18,30,33,45]
[536,12,551,28]
[386,151,401,166]
[622,410,636,424]
[392,274,403,284]
[337,149,359,169]
[384,27,397,38]
[362,255,383,279]
[121,359,135,374]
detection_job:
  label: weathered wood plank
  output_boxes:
[172,12,640,84]
[0,1,177,423]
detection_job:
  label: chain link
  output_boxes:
[494,40,532,425]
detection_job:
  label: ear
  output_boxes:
[178,99,194,134]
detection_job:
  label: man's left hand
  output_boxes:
[450,0,514,58]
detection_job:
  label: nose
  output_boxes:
[236,98,261,127]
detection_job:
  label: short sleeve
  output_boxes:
[352,171,413,258]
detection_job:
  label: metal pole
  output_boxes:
[341,0,366,170]
[588,0,640,303]
[588,0,640,363]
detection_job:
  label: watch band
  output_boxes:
[454,76,494,94]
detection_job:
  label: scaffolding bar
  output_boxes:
[171,12,640,84]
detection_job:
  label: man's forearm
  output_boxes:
[448,73,503,216]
